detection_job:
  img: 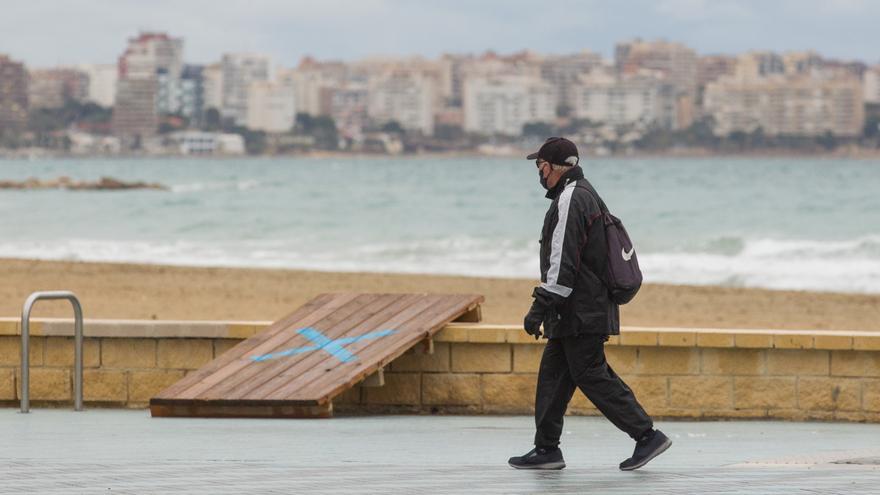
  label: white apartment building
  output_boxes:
[864,66,880,104]
[703,74,865,137]
[221,53,271,125]
[441,53,536,107]
[246,81,296,133]
[540,51,604,110]
[77,64,117,107]
[202,63,223,110]
[289,69,326,116]
[287,61,351,116]
[462,75,557,136]
[615,39,698,98]
[570,72,677,128]
[367,69,436,135]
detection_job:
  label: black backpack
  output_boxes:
[600,208,643,304]
[580,184,643,305]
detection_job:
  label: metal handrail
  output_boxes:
[21,291,84,413]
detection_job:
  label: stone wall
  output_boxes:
[0,319,263,408]
[1,318,879,421]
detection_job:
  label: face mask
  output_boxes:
[539,170,549,189]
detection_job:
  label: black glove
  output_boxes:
[524,287,564,340]
[523,301,544,340]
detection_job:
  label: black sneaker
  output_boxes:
[619,429,672,471]
[508,447,566,470]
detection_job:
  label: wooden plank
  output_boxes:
[209,293,409,401]
[257,294,454,401]
[151,293,484,418]
[273,294,447,383]
[287,294,482,402]
[258,295,458,399]
[172,292,367,400]
[150,401,332,419]
[309,295,483,404]
[245,294,440,401]
[194,293,390,400]
[153,293,339,399]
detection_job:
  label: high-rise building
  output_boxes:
[27,68,89,109]
[246,80,295,133]
[118,32,183,80]
[221,53,271,125]
[202,63,223,111]
[696,55,738,108]
[113,32,182,140]
[289,68,327,117]
[438,54,475,107]
[156,69,180,115]
[865,65,880,105]
[570,71,678,129]
[0,54,29,133]
[119,32,183,114]
[615,39,698,98]
[539,51,604,115]
[704,74,864,137]
[180,65,205,125]
[77,64,117,107]
[367,69,436,135]
[462,74,556,136]
[288,58,363,118]
[112,78,159,141]
[446,52,545,124]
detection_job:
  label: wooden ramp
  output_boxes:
[150,293,483,418]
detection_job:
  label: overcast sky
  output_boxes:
[3,0,879,68]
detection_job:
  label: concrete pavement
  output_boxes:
[1,409,878,494]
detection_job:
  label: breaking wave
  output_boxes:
[1,234,879,293]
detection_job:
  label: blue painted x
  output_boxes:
[250,327,397,363]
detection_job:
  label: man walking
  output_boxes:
[508,137,671,471]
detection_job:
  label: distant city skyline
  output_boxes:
[3,0,880,67]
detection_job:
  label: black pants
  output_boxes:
[534,334,653,448]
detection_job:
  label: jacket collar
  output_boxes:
[545,165,584,199]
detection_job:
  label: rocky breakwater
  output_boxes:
[0,176,168,191]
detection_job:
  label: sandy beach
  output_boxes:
[1,258,878,331]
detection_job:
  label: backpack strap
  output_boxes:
[574,180,609,216]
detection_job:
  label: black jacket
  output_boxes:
[534,166,620,338]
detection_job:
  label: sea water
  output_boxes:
[1,156,878,293]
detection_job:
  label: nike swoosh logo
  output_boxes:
[622,247,635,261]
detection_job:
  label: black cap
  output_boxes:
[526,137,579,166]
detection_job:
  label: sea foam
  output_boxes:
[1,235,879,294]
